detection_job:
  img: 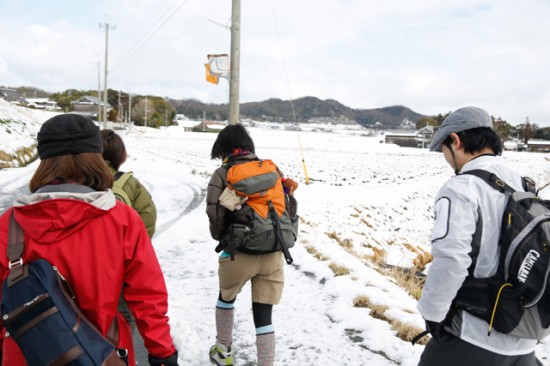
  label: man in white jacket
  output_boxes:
[417,107,542,366]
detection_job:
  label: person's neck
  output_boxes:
[459,147,495,171]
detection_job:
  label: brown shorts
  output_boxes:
[218,251,284,304]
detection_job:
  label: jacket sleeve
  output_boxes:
[0,209,12,355]
[122,210,175,359]
[206,167,229,241]
[417,183,477,322]
[126,176,157,239]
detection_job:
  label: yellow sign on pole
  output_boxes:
[205,63,219,84]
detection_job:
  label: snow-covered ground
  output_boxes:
[0,100,58,155]
[1,103,550,365]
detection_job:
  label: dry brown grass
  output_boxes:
[326,231,354,249]
[314,252,330,261]
[391,319,429,345]
[329,262,350,276]
[384,265,426,300]
[0,151,11,168]
[0,145,38,168]
[404,243,433,271]
[360,241,426,300]
[0,150,10,161]
[353,295,429,345]
[299,216,316,226]
[369,247,386,264]
[353,295,389,320]
[360,218,374,228]
[306,246,317,254]
[362,242,386,265]
[352,295,371,308]
[306,245,330,261]
[358,239,429,300]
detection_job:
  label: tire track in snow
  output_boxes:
[155,180,206,236]
[0,170,33,214]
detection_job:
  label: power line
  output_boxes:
[110,0,190,71]
[270,0,309,184]
[270,0,297,125]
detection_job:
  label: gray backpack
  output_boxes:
[454,169,550,340]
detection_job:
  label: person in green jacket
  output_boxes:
[100,129,157,238]
[100,129,158,345]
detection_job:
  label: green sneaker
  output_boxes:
[209,343,233,365]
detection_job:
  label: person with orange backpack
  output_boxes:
[206,124,298,366]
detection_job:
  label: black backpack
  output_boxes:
[453,169,550,340]
[1,211,128,365]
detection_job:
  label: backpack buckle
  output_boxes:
[495,178,506,188]
[8,258,23,269]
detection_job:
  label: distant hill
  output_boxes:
[168,96,426,128]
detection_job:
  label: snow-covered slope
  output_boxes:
[0,99,60,166]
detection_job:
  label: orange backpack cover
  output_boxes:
[226,160,285,219]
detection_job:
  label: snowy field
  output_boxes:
[1,107,550,365]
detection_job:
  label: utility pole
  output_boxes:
[128,93,132,125]
[97,60,101,122]
[228,0,241,125]
[144,96,148,128]
[118,90,122,122]
[100,22,115,129]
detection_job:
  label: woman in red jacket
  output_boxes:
[0,114,178,366]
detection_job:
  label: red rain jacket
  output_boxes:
[0,187,176,365]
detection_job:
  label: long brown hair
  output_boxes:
[29,153,114,193]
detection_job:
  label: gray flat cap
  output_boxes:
[429,106,493,152]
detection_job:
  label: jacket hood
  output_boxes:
[12,184,116,244]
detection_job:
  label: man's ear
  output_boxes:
[449,132,462,150]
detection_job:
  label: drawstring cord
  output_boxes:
[488,283,512,336]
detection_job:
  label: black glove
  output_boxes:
[148,351,178,366]
[425,320,450,342]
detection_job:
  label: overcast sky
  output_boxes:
[1,0,549,126]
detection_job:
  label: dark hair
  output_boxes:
[442,127,502,156]
[29,153,114,193]
[211,124,255,160]
[100,129,127,171]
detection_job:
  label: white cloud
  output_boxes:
[1,0,549,125]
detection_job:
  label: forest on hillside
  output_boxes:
[4,85,549,141]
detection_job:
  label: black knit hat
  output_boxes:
[37,114,102,159]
